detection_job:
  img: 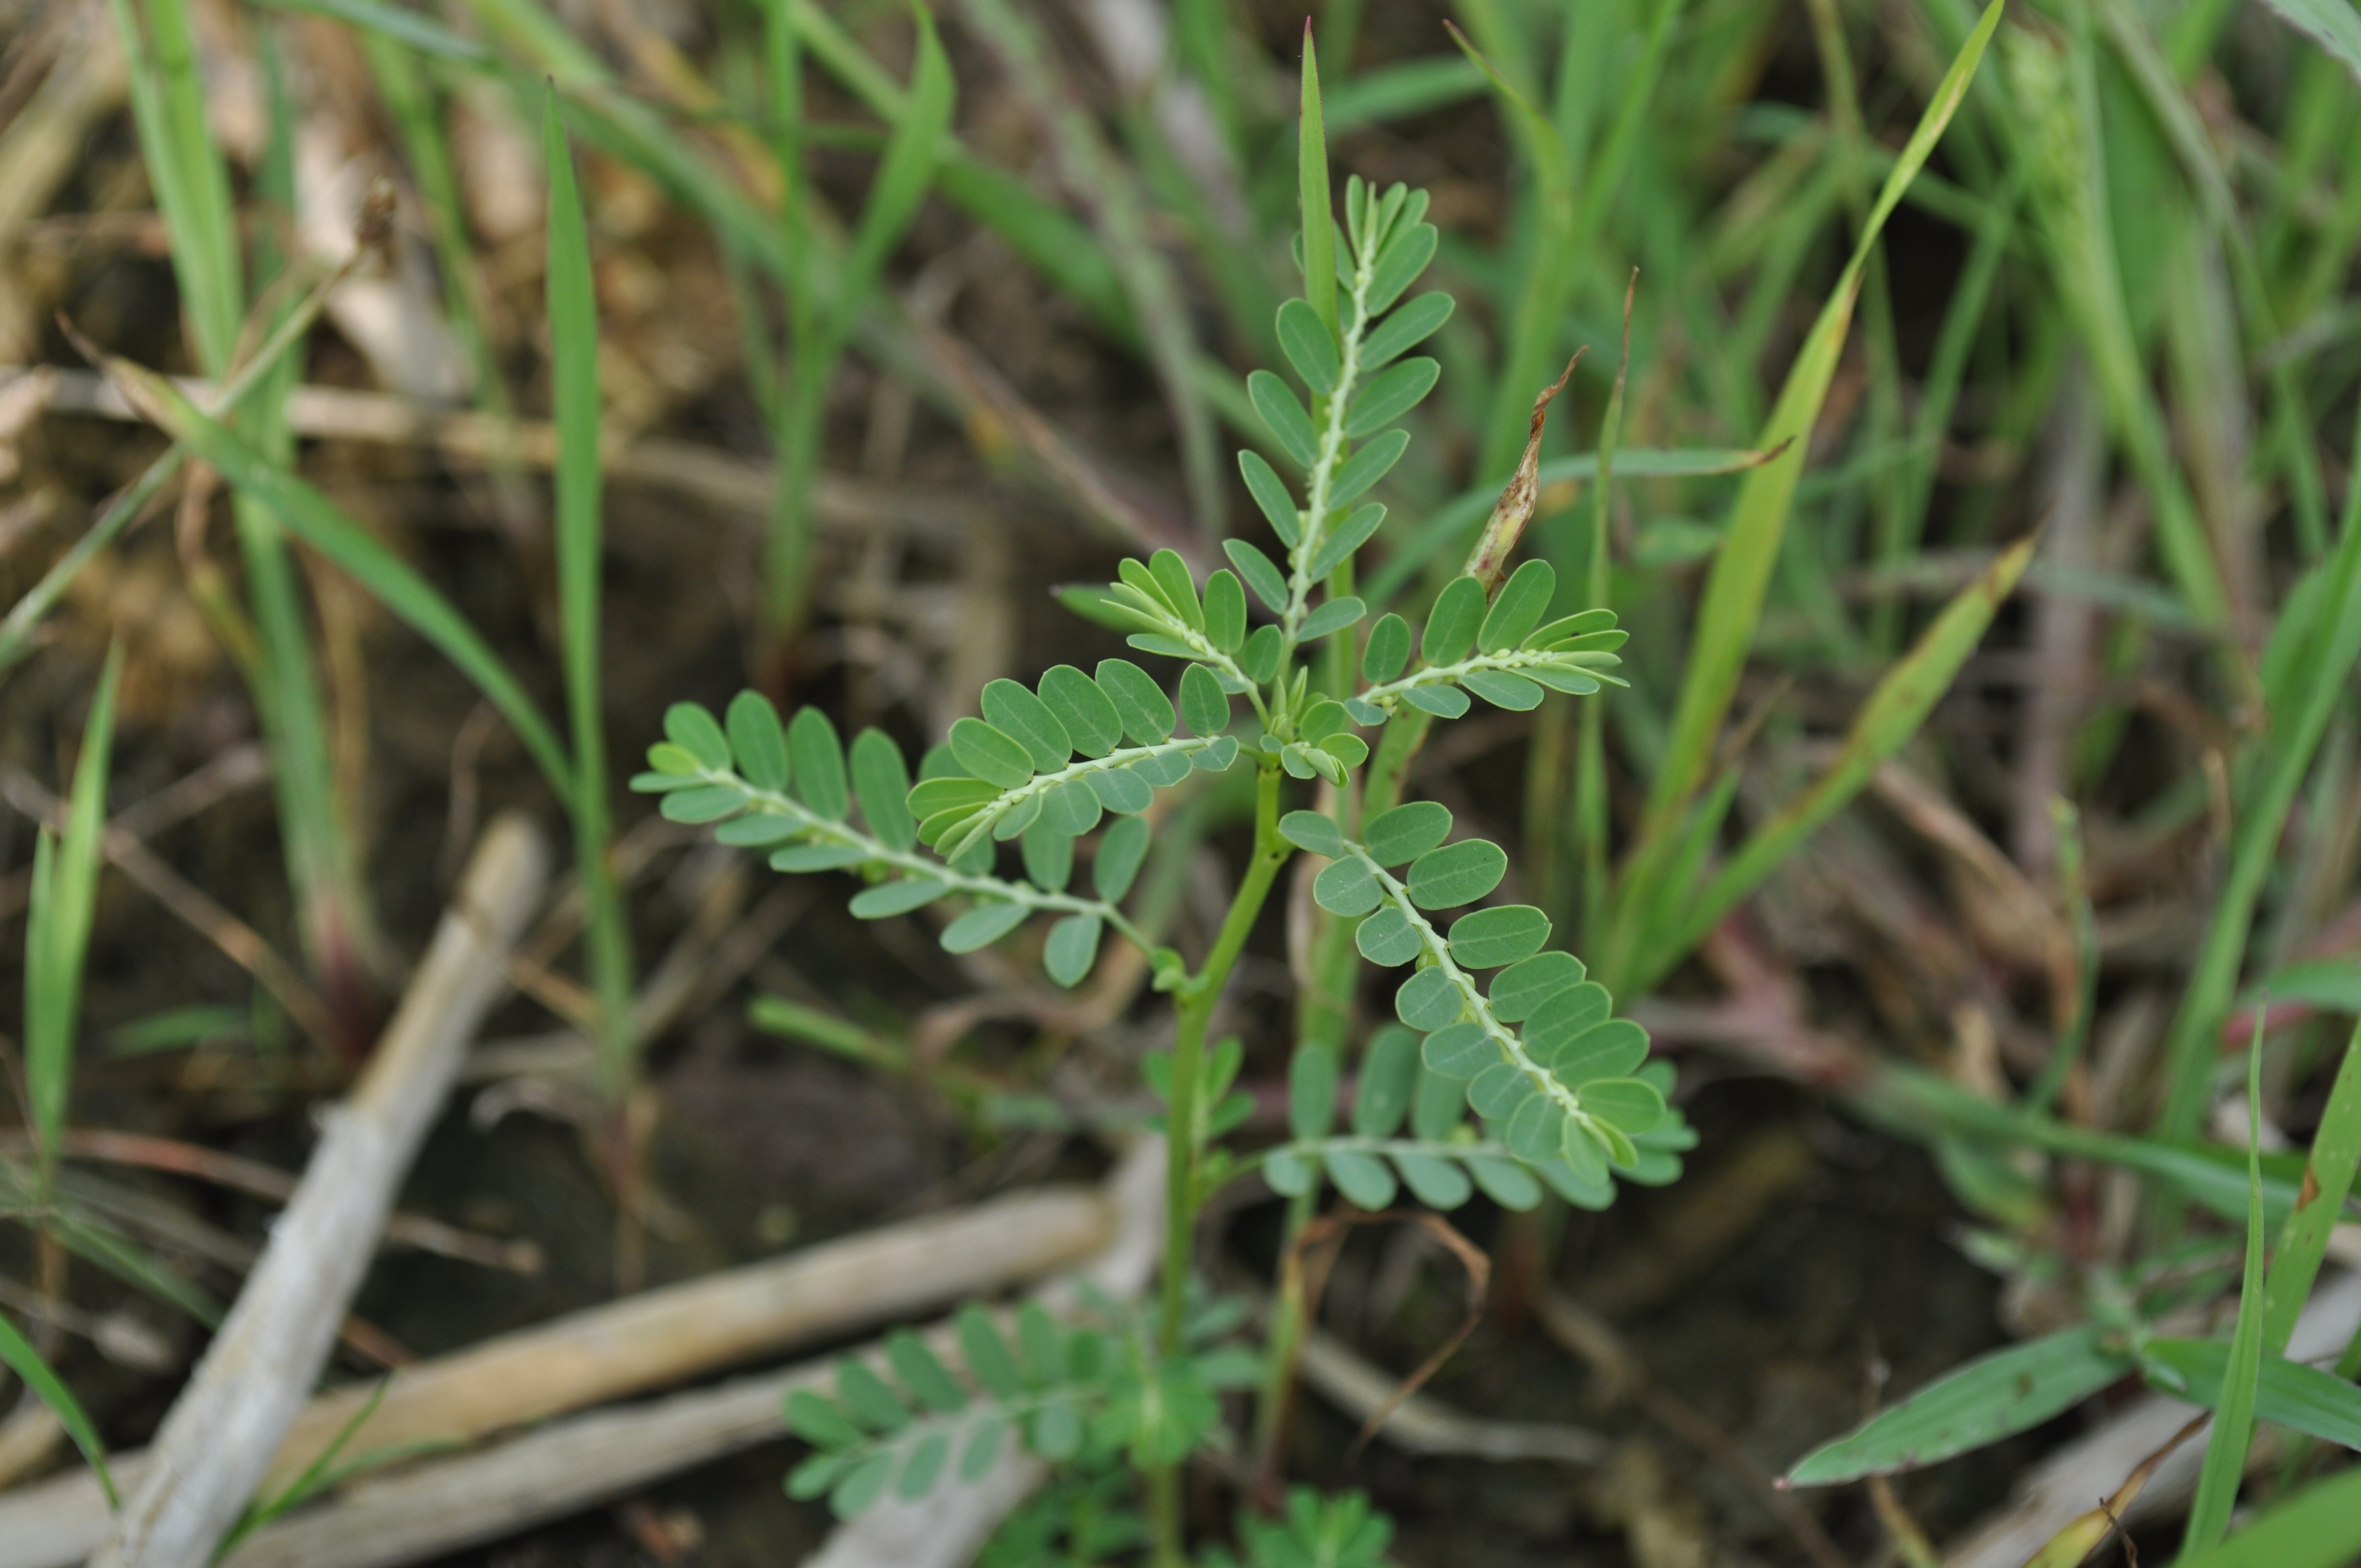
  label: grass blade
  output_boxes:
[1298,24,1336,341]
[543,88,635,1093]
[2155,395,2361,1145]
[1783,1325,2129,1485]
[101,358,573,797]
[24,645,121,1183]
[0,1311,115,1506]
[2182,1030,2271,1552]
[2260,1022,2361,1353]
[1643,533,2035,991]
[1638,0,2005,841]
[2169,1464,2361,1568]
[2251,0,2361,84]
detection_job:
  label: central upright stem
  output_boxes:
[1150,760,1287,1564]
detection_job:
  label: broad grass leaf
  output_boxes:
[2251,0,2361,86]
[1783,1326,2129,1485]
[2144,1339,2361,1450]
[0,1314,113,1505]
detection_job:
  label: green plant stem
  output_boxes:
[1151,760,1286,1564]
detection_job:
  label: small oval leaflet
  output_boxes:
[850,728,916,851]
[948,717,1035,790]
[1362,800,1451,865]
[1395,1151,1473,1209]
[1327,1150,1400,1210]
[1313,857,1383,917]
[1402,683,1472,719]
[1489,951,1586,1021]
[1394,966,1464,1030]
[1406,839,1507,909]
[1298,596,1367,643]
[1547,1018,1649,1085]
[1085,767,1154,814]
[1505,1094,1568,1162]
[1095,658,1176,745]
[725,692,790,787]
[981,679,1073,772]
[1527,981,1613,1054]
[1095,815,1150,901]
[1037,665,1122,757]
[665,701,732,771]
[1279,810,1346,858]
[1179,663,1230,736]
[940,900,1032,954]
[1462,668,1544,711]
[1289,1042,1339,1139]
[848,878,951,919]
[1445,905,1550,968]
[1362,613,1412,683]
[1421,1022,1493,1080]
[1477,559,1556,652]
[789,708,850,820]
[1042,777,1103,838]
[1248,369,1319,469]
[1355,905,1422,967]
[1223,538,1289,612]
[1353,1025,1420,1136]
[1579,1077,1666,1134]
[1204,570,1247,653]
[1044,914,1103,988]
[1467,1060,1536,1120]
[1421,576,1488,666]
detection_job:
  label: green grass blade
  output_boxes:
[2144,1339,2361,1449]
[2168,1464,2361,1568]
[2183,1032,2271,1553]
[25,644,121,1175]
[0,1311,115,1506]
[543,88,635,1092]
[1298,25,1336,341]
[837,5,950,335]
[2261,1021,2361,1353]
[1783,1325,2129,1485]
[1647,533,2034,990]
[107,0,241,371]
[2251,0,2361,84]
[2154,395,2361,1145]
[1447,25,1578,484]
[106,360,573,797]
[1363,446,1779,611]
[1638,0,2004,842]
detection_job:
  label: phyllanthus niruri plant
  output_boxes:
[638,141,1691,1558]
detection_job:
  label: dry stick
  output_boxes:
[2,364,1172,554]
[84,816,549,1568]
[86,1145,1158,1568]
[0,1175,1124,1568]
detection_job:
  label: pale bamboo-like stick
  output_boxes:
[129,1145,1158,1568]
[85,817,550,1568]
[0,1175,1119,1567]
